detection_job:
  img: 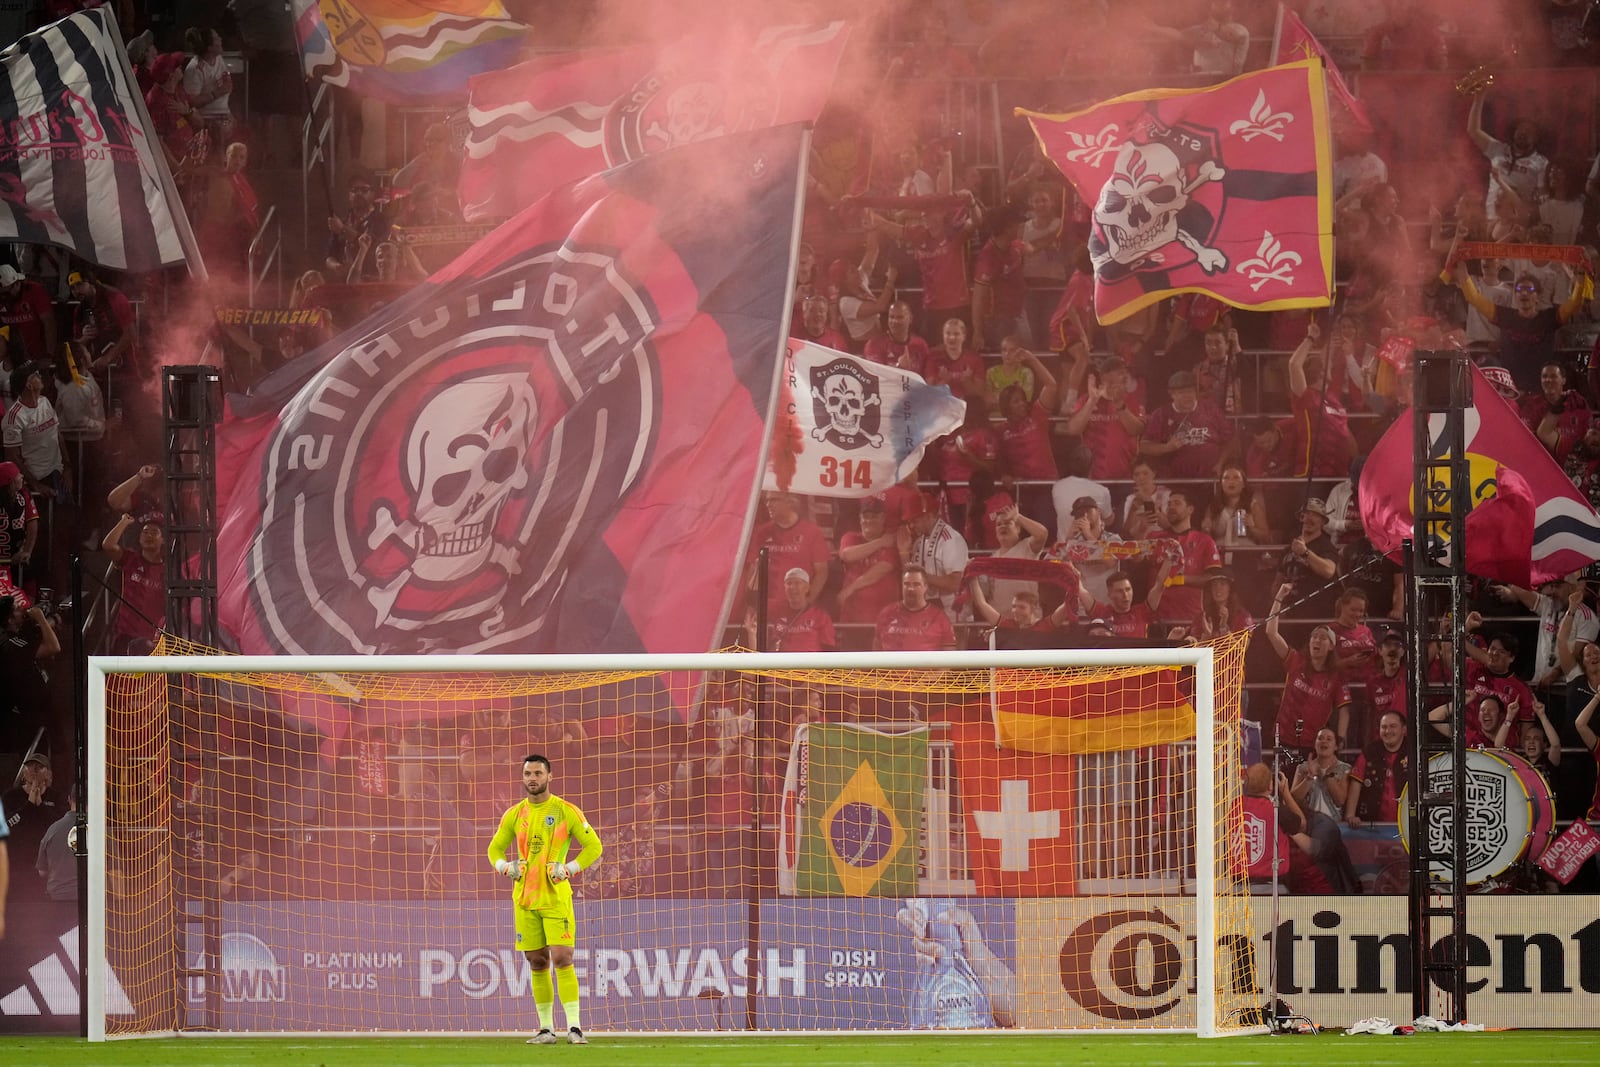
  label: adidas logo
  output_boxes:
[0,926,134,1016]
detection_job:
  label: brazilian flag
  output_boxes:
[798,725,926,896]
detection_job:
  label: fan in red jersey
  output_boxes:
[745,491,832,622]
[874,564,956,652]
[1345,711,1411,830]
[1082,567,1170,641]
[1266,583,1353,753]
[754,567,837,653]
[1359,631,1410,744]
[836,500,902,648]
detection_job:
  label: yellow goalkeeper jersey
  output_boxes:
[487,794,603,910]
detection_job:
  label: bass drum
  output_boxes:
[1502,749,1558,863]
[1397,748,1557,884]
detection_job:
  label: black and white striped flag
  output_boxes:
[0,9,189,272]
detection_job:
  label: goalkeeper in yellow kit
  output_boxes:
[487,753,603,1045]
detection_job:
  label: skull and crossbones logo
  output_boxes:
[646,81,728,148]
[1089,135,1228,282]
[809,358,882,449]
[365,373,537,633]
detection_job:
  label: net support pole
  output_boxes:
[1194,647,1218,1038]
[86,660,108,1042]
[1267,723,1283,1031]
[73,553,89,1039]
[745,547,772,1031]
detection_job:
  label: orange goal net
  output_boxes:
[89,636,1259,1038]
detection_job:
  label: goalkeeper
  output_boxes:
[487,753,603,1045]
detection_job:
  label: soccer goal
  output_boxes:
[87,636,1261,1039]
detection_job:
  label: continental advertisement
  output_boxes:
[1017,897,1600,1030]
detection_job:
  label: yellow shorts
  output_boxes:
[515,900,577,951]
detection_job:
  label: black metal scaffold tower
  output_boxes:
[1404,351,1471,1023]
[162,365,222,645]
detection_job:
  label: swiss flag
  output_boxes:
[951,726,1076,896]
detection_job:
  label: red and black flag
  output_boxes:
[217,124,807,658]
[1020,60,1334,326]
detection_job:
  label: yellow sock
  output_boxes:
[556,964,580,1030]
[531,967,555,1031]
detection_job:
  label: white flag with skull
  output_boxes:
[765,340,965,498]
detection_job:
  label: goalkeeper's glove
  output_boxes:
[494,858,525,880]
[547,860,578,883]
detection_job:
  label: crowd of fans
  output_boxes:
[744,0,1600,893]
[7,0,1600,907]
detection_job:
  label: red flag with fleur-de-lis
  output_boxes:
[1020,60,1334,326]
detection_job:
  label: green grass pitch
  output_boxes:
[7,1032,1600,1067]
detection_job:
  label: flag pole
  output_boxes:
[1270,2,1285,65]
[1295,53,1339,522]
[102,8,208,280]
[288,2,340,224]
[712,123,814,645]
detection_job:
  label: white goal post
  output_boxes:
[88,645,1259,1040]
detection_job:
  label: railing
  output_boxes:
[247,205,282,310]
[81,558,127,657]
[938,78,1005,183]
[301,81,338,252]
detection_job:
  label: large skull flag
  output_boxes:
[1022,59,1335,326]
[216,124,808,661]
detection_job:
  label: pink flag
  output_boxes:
[1358,363,1600,585]
[460,22,848,220]
[1274,4,1372,132]
[1020,60,1335,325]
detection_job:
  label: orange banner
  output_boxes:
[214,307,327,327]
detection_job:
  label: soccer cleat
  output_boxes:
[567,1027,588,1045]
[527,1029,558,1045]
